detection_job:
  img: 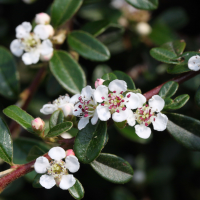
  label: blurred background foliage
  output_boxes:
[1,0,200,200]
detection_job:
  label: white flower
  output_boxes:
[10,21,54,65]
[95,78,105,88]
[35,13,51,25]
[135,22,152,36]
[94,79,145,124]
[188,55,200,71]
[34,147,80,190]
[40,94,74,117]
[73,86,98,130]
[133,95,168,139]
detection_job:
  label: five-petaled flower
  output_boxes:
[34,147,80,190]
[188,55,200,71]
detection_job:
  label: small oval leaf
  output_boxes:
[125,0,158,10]
[49,110,65,129]
[159,81,179,99]
[102,73,117,81]
[69,179,85,200]
[26,146,45,162]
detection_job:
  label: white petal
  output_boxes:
[40,175,56,189]
[40,52,53,62]
[65,155,80,173]
[60,132,73,139]
[136,93,146,107]
[59,103,74,117]
[21,22,32,32]
[34,24,49,40]
[34,156,50,174]
[91,109,98,125]
[124,92,139,109]
[81,85,94,100]
[96,105,111,121]
[35,13,51,25]
[22,51,40,65]
[135,124,151,139]
[48,147,66,161]
[112,109,129,122]
[70,94,81,104]
[40,104,57,115]
[127,110,136,126]
[148,95,165,112]
[59,175,76,190]
[40,39,53,55]
[108,79,127,94]
[94,85,108,103]
[188,55,200,71]
[73,103,82,116]
[10,39,23,57]
[16,22,32,38]
[152,113,168,131]
[78,117,89,130]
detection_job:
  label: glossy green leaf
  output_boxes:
[113,71,136,90]
[50,50,86,94]
[46,122,73,138]
[90,153,134,183]
[3,105,34,134]
[0,46,20,99]
[69,179,84,200]
[167,64,190,74]
[103,80,111,87]
[195,85,200,107]
[67,31,110,61]
[125,0,158,10]
[0,117,13,165]
[26,146,45,162]
[164,98,173,108]
[49,110,65,129]
[159,81,179,98]
[74,121,107,164]
[51,0,83,28]
[32,174,43,188]
[167,113,200,151]
[102,73,117,81]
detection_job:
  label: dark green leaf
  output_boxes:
[26,146,45,162]
[3,105,34,134]
[159,81,179,98]
[103,80,111,87]
[67,31,110,61]
[90,153,134,183]
[46,122,73,138]
[195,85,200,107]
[32,174,43,188]
[102,73,117,81]
[51,0,83,28]
[0,46,20,99]
[167,113,200,151]
[0,117,13,165]
[125,0,158,10]
[164,98,173,108]
[49,110,65,129]
[167,64,190,74]
[50,50,86,94]
[69,178,84,200]
[74,121,107,164]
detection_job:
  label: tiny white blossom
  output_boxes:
[34,147,80,190]
[35,13,51,25]
[188,55,200,71]
[40,94,74,117]
[135,22,152,36]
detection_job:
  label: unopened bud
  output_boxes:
[95,78,105,88]
[45,25,55,38]
[52,30,67,44]
[40,52,53,62]
[135,22,152,36]
[35,13,51,25]
[61,103,74,117]
[31,118,45,134]
[66,149,75,157]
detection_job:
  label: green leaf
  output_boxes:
[195,85,200,108]
[69,179,84,200]
[124,89,142,95]
[164,94,189,110]
[164,98,173,108]
[0,46,20,99]
[49,110,65,129]
[115,121,127,129]
[32,174,43,188]
[50,50,86,94]
[51,0,83,28]
[46,122,73,138]
[159,81,179,98]
[125,0,158,10]
[26,146,45,162]
[67,30,110,61]
[103,80,111,87]
[3,105,34,134]
[0,117,13,165]
[102,73,117,81]
[90,153,134,183]
[113,71,136,90]
[74,121,107,164]
[167,113,200,151]
[167,64,190,74]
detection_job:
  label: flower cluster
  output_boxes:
[10,13,54,65]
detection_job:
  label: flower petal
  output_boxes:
[78,117,89,130]
[124,92,139,109]
[40,104,57,115]
[10,39,23,57]
[73,103,82,116]
[96,105,111,121]
[59,175,76,190]
[60,132,73,139]
[65,155,80,173]
[34,24,49,40]
[148,95,164,112]
[136,93,146,107]
[48,147,66,161]
[94,85,108,103]
[188,55,200,71]
[112,109,129,122]
[135,124,151,139]
[22,51,40,65]
[81,85,94,100]
[127,110,136,126]
[40,175,56,189]
[59,103,74,117]
[91,109,98,125]
[152,113,168,131]
[108,79,127,94]
[40,39,53,55]
[70,94,81,104]
[34,156,50,174]
[16,22,31,38]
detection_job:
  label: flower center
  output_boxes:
[53,95,68,106]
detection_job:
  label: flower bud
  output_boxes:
[135,22,152,36]
[35,13,51,25]
[40,52,53,62]
[61,103,74,117]
[32,118,45,134]
[95,78,105,88]
[60,132,73,139]
[45,25,55,38]
[66,149,75,157]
